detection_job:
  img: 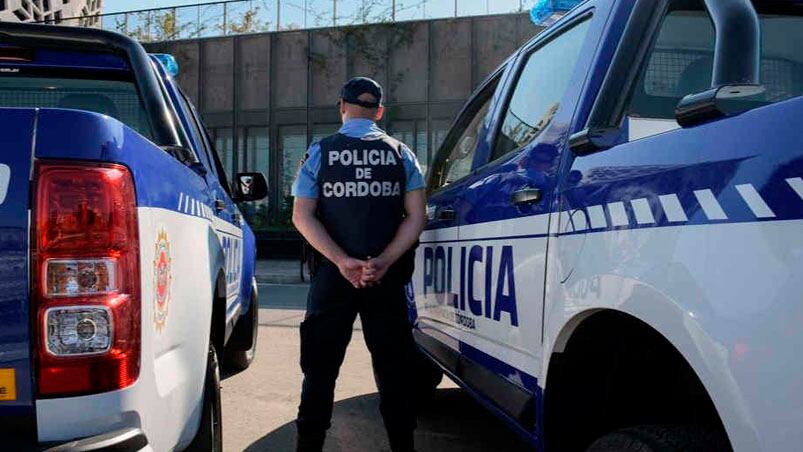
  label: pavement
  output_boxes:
[222,260,533,451]
[254,259,308,285]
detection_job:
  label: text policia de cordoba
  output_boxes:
[322,149,402,198]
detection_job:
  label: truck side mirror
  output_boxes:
[232,172,269,202]
[675,0,763,127]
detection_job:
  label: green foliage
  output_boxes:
[223,5,272,35]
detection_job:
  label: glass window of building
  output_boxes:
[212,128,235,178]
[312,124,340,143]
[388,120,415,148]
[388,120,430,176]
[431,119,452,157]
[279,125,309,228]
[239,127,270,230]
[416,125,429,170]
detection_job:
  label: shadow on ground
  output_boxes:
[244,388,533,452]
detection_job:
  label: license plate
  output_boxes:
[0,369,16,401]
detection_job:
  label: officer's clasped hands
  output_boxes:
[362,256,390,287]
[336,256,368,288]
[335,255,391,289]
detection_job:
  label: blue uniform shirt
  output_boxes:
[292,118,425,198]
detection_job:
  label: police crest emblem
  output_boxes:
[153,228,172,331]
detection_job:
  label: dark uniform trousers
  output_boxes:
[297,261,418,451]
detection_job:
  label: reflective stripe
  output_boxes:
[693,189,728,220]
[631,198,655,225]
[658,194,688,222]
[607,202,629,226]
[735,184,775,218]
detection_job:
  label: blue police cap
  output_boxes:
[340,77,383,108]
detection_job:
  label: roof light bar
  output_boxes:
[530,0,584,27]
[151,53,179,77]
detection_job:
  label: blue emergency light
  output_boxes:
[152,53,180,77]
[530,0,583,27]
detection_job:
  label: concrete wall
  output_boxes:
[145,13,540,234]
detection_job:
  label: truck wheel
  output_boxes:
[187,345,222,452]
[224,294,259,371]
[586,425,730,452]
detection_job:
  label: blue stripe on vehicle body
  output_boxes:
[459,341,539,392]
[420,232,549,245]
[416,326,544,450]
[422,169,803,243]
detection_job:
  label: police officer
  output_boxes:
[291,77,427,452]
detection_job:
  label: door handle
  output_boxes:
[214,199,226,212]
[511,188,542,206]
[437,208,456,221]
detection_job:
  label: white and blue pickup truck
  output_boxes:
[410,0,803,451]
[0,22,267,450]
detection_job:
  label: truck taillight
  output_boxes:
[33,162,141,397]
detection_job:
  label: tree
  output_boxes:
[225,4,271,34]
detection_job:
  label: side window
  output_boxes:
[626,1,803,141]
[175,87,209,156]
[179,89,234,196]
[431,80,498,190]
[205,127,234,197]
[491,18,592,161]
[149,62,194,159]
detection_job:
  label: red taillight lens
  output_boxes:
[33,162,140,397]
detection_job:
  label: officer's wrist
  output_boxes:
[331,252,348,267]
[378,250,399,265]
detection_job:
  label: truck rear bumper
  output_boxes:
[42,428,148,452]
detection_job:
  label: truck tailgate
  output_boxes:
[0,109,36,442]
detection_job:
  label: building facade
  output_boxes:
[0,0,103,27]
[145,13,540,255]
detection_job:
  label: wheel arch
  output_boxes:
[542,307,740,451]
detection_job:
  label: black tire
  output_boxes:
[586,425,731,452]
[187,344,222,452]
[224,294,259,371]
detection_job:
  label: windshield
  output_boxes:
[0,75,154,140]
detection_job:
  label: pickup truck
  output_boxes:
[0,22,268,450]
[411,0,803,450]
